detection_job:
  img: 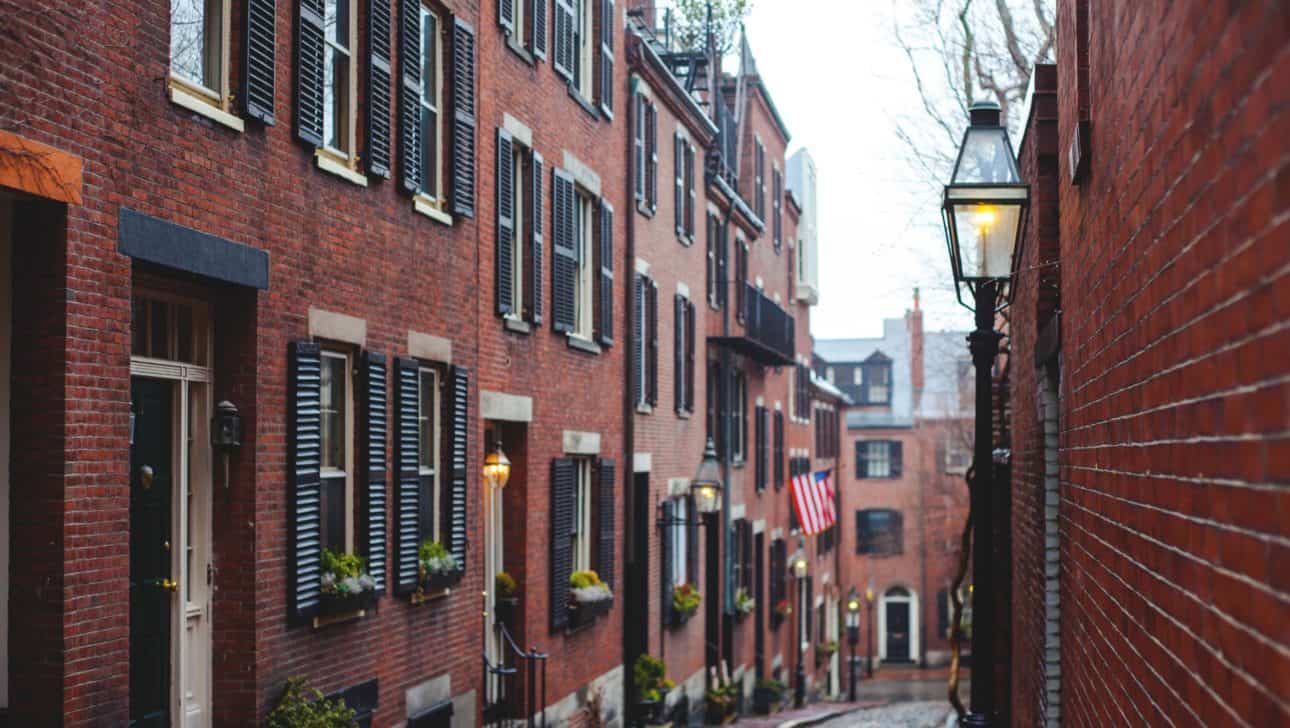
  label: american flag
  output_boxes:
[791,469,836,535]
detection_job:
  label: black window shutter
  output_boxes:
[684,301,695,412]
[686,145,696,238]
[660,499,674,623]
[450,19,477,217]
[754,405,766,491]
[532,0,548,59]
[632,275,644,406]
[716,221,728,308]
[499,0,515,33]
[773,411,784,490]
[550,458,576,632]
[496,129,516,316]
[891,441,903,478]
[289,341,323,620]
[686,496,699,586]
[596,199,615,346]
[366,0,393,178]
[673,294,684,413]
[530,151,545,323]
[295,0,326,146]
[735,243,746,323]
[397,0,422,193]
[894,511,905,554]
[673,133,684,236]
[647,104,658,211]
[855,441,867,479]
[597,459,615,590]
[550,170,577,333]
[633,95,645,202]
[361,352,388,595]
[552,0,574,79]
[937,589,950,638]
[647,280,659,406]
[241,0,277,125]
[445,366,469,572]
[393,358,421,595]
[597,0,614,117]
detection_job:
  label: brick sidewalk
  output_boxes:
[734,700,885,728]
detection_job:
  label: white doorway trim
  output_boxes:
[877,586,920,665]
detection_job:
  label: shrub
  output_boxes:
[672,583,701,614]
[266,677,358,728]
[495,571,518,599]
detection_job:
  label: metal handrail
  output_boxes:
[483,621,547,728]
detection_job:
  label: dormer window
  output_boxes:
[860,353,892,405]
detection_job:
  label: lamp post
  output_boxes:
[941,100,1029,728]
[846,588,861,701]
[864,580,875,678]
[791,544,809,708]
[691,438,724,515]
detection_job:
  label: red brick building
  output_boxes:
[1002,2,1289,726]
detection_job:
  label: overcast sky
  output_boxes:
[739,1,976,339]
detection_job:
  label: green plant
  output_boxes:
[817,639,838,655]
[672,583,701,614]
[671,0,753,55]
[266,677,358,728]
[321,549,364,580]
[755,677,786,695]
[733,587,754,615]
[633,654,671,702]
[319,549,374,595]
[495,571,518,599]
[570,570,604,589]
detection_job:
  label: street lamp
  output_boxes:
[791,542,808,708]
[941,100,1028,728]
[864,580,875,678]
[482,442,511,489]
[846,588,861,701]
[691,437,724,514]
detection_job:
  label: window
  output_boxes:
[170,0,227,99]
[793,364,811,421]
[673,135,696,242]
[945,436,970,474]
[856,509,903,556]
[496,129,544,323]
[734,238,748,321]
[572,458,594,572]
[574,0,594,98]
[574,191,595,338]
[825,367,834,384]
[670,498,689,585]
[853,368,863,385]
[707,361,724,457]
[320,349,354,553]
[731,370,747,461]
[633,274,659,408]
[754,405,767,490]
[860,358,892,404]
[417,366,440,541]
[674,295,695,414]
[731,519,752,593]
[506,143,525,314]
[323,0,357,157]
[634,95,658,212]
[418,5,445,203]
[772,166,782,251]
[814,406,838,459]
[706,213,721,308]
[856,440,903,479]
[753,139,765,219]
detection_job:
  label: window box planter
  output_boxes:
[421,569,462,593]
[568,597,612,629]
[319,589,377,617]
[667,604,698,628]
[495,596,520,626]
[752,686,780,715]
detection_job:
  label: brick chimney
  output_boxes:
[909,287,925,404]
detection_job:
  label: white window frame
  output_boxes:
[866,440,892,479]
[320,0,358,162]
[574,190,595,339]
[671,497,688,585]
[168,0,240,129]
[319,348,355,553]
[574,0,594,99]
[945,436,970,475]
[417,366,441,542]
[732,371,746,461]
[635,275,650,406]
[853,368,862,385]
[507,144,526,319]
[416,4,446,205]
[572,458,594,572]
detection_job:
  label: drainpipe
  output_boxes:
[623,70,640,718]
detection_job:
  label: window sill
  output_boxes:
[168,81,245,132]
[731,459,746,469]
[675,409,690,420]
[503,316,532,335]
[316,151,369,187]
[636,199,655,218]
[566,334,601,355]
[505,35,536,65]
[567,85,601,120]
[636,403,653,415]
[676,233,694,247]
[312,609,369,629]
[414,195,454,225]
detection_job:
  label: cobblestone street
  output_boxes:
[812,701,953,728]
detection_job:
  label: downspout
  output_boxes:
[623,69,641,714]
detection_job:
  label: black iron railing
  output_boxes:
[709,284,796,366]
[483,622,547,727]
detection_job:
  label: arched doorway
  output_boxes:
[878,586,919,664]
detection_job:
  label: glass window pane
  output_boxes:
[420,106,437,196]
[324,0,348,45]
[951,127,1019,184]
[418,369,434,470]
[324,46,349,152]
[170,0,207,86]
[150,300,170,358]
[421,9,437,102]
[320,355,346,471]
[321,476,346,552]
[176,303,194,363]
[132,297,148,356]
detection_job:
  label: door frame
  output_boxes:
[877,586,919,664]
[130,291,214,727]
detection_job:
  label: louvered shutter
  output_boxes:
[445,366,469,571]
[855,441,867,479]
[673,133,684,235]
[805,576,813,639]
[532,0,548,59]
[596,199,614,346]
[393,358,421,595]
[552,0,574,80]
[754,405,766,491]
[647,104,658,211]
[289,342,323,620]
[686,497,699,589]
[660,499,674,623]
[496,129,516,316]
[499,0,514,33]
[773,169,782,249]
[891,441,903,478]
[550,458,576,632]
[295,0,326,146]
[597,459,615,591]
[530,151,545,323]
[735,243,746,323]
[450,19,477,217]
[550,169,577,333]
[632,275,644,406]
[686,145,696,238]
[597,0,614,117]
[673,294,684,413]
[366,0,393,178]
[397,0,422,192]
[633,96,645,203]
[684,301,695,411]
[716,221,728,308]
[773,411,784,490]
[361,352,388,595]
[241,0,276,125]
[647,280,659,406]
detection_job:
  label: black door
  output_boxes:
[885,600,911,662]
[753,532,765,678]
[130,378,173,728]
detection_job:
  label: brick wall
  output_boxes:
[1004,2,1290,725]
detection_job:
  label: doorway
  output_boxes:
[879,586,918,664]
[129,293,214,727]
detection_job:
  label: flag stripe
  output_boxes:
[791,469,836,536]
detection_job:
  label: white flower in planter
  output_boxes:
[572,584,614,603]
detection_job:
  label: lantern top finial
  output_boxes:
[969,100,1002,127]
